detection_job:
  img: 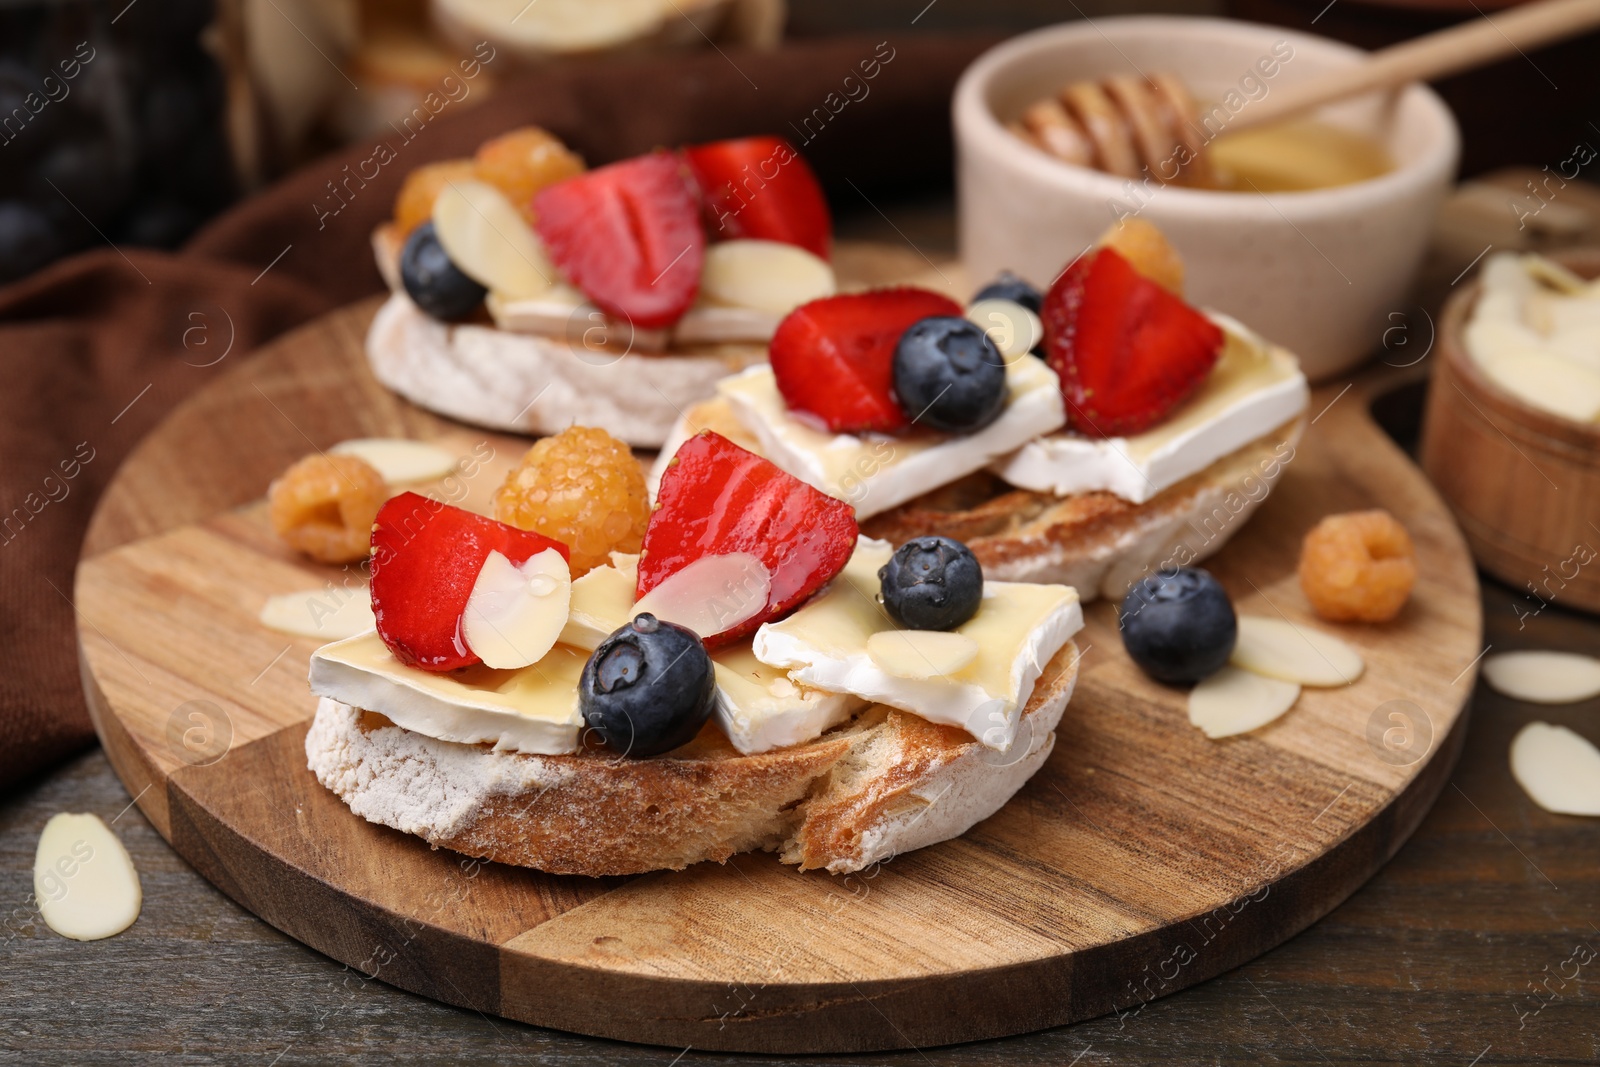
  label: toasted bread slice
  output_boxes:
[367,224,768,447]
[654,395,1304,602]
[305,642,1080,876]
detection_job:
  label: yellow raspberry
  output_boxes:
[393,159,475,237]
[1098,217,1185,295]
[493,427,650,576]
[1299,509,1417,623]
[269,453,386,564]
[472,127,584,223]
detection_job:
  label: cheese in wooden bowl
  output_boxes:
[1420,249,1600,614]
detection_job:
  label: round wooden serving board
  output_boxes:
[75,245,1483,1054]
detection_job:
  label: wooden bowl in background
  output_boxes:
[1419,248,1600,613]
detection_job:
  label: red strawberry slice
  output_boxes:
[370,492,569,671]
[1043,247,1224,438]
[769,288,962,434]
[684,136,832,260]
[532,151,704,329]
[639,431,857,648]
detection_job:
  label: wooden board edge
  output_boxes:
[130,681,1471,1055]
[489,690,1472,1052]
[163,734,508,1016]
[79,642,170,837]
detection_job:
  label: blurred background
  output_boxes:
[1,0,1595,284]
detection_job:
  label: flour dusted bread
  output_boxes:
[305,642,1079,876]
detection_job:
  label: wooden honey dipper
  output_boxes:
[1012,0,1600,187]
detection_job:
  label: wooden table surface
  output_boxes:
[5,205,1598,1064]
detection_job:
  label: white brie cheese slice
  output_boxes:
[719,357,1065,519]
[309,631,585,755]
[994,316,1309,504]
[713,646,864,754]
[489,290,780,351]
[560,557,637,651]
[752,538,1082,750]
[550,553,862,754]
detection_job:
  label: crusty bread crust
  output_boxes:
[366,226,767,447]
[657,395,1304,602]
[306,643,1079,876]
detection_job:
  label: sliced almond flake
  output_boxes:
[1509,722,1600,816]
[432,179,553,299]
[700,239,835,316]
[1188,666,1300,739]
[260,588,374,639]
[35,813,141,941]
[461,548,571,669]
[1483,651,1600,704]
[1230,615,1363,687]
[330,438,457,485]
[633,552,772,640]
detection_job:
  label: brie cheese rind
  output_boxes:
[994,315,1309,504]
[752,539,1083,751]
[310,631,586,756]
[717,356,1066,520]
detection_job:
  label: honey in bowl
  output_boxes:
[1206,119,1392,193]
[1011,73,1393,193]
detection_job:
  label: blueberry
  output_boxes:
[972,270,1042,315]
[878,536,984,631]
[892,316,1008,434]
[1119,567,1237,685]
[399,220,485,321]
[579,613,716,758]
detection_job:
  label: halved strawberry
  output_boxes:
[370,492,569,671]
[639,432,857,647]
[1042,247,1224,438]
[769,288,962,434]
[684,136,832,260]
[532,151,704,329]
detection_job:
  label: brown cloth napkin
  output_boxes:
[0,33,1000,790]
